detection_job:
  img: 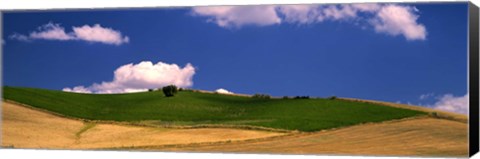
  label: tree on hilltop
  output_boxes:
[162,85,178,97]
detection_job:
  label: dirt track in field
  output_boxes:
[1,102,284,149]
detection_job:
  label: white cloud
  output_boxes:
[192,5,281,28]
[278,5,321,24]
[192,3,427,40]
[9,22,129,45]
[30,23,74,40]
[9,33,31,42]
[419,93,434,100]
[62,86,92,94]
[321,5,357,21]
[277,4,381,24]
[63,61,196,94]
[72,24,129,45]
[370,5,427,41]
[350,3,381,12]
[215,88,233,94]
[430,93,469,114]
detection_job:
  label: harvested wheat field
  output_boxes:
[1,101,284,149]
[159,117,468,157]
[1,99,468,157]
[1,102,84,148]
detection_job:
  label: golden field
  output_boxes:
[1,100,468,157]
[160,117,467,157]
[1,102,284,149]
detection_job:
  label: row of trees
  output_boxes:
[154,85,338,100]
[253,94,337,100]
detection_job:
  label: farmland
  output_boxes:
[1,101,284,149]
[160,117,467,157]
[2,86,468,156]
[3,86,425,132]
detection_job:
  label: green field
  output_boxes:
[3,86,426,132]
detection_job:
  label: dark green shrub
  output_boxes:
[252,93,271,99]
[294,96,310,99]
[148,89,154,92]
[282,96,290,99]
[162,85,178,97]
[328,96,337,100]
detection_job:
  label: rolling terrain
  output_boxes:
[159,117,467,157]
[1,86,468,157]
[3,86,425,132]
[1,101,284,149]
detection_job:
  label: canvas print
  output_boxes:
[1,2,471,157]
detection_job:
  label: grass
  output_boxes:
[3,86,426,132]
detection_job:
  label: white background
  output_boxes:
[0,0,478,159]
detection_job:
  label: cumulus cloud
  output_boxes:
[9,22,129,45]
[430,93,469,114]
[63,61,196,94]
[320,5,358,21]
[72,24,130,45]
[370,5,427,40]
[277,4,378,24]
[192,3,427,40]
[191,5,281,28]
[215,88,233,94]
[29,23,74,40]
[277,5,321,24]
[350,3,382,12]
[62,86,92,94]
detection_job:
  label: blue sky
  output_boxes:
[2,3,469,113]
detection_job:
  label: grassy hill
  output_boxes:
[3,86,426,132]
